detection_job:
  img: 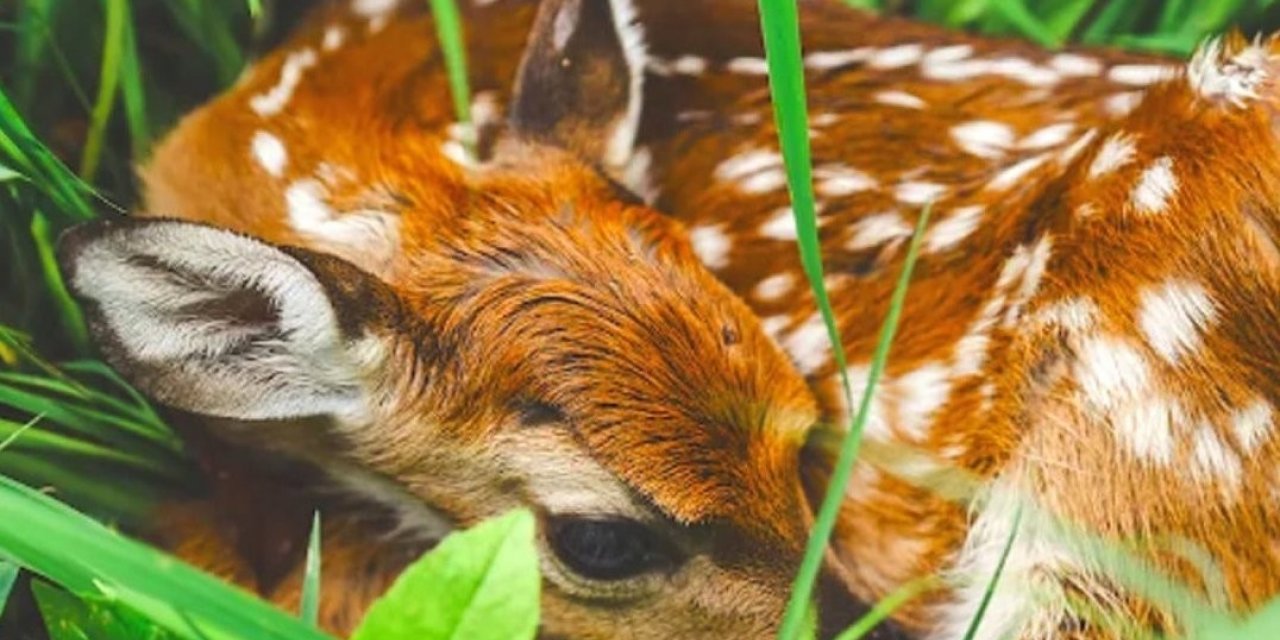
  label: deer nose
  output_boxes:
[815,566,912,640]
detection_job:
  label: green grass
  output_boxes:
[3,0,1280,638]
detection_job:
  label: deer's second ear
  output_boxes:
[509,0,645,170]
[57,218,410,422]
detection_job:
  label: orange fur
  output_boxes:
[126,1,1280,638]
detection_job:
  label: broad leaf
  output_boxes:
[351,509,540,640]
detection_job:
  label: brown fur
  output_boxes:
[116,0,1280,638]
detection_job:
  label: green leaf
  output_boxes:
[0,559,18,613]
[0,475,336,640]
[33,580,179,640]
[351,509,540,640]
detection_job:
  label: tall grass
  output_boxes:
[3,0,1280,638]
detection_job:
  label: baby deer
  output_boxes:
[58,0,890,638]
[55,0,1280,638]
[636,1,1280,638]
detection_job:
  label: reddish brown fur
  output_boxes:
[128,0,1280,638]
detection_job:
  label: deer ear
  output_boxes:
[57,218,404,422]
[508,0,645,170]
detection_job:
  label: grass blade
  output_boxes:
[0,560,17,614]
[0,474,336,640]
[78,0,126,181]
[426,0,473,158]
[0,414,42,453]
[960,506,1022,639]
[835,576,940,640]
[301,511,321,626]
[753,2,930,637]
[30,212,90,354]
[119,0,151,160]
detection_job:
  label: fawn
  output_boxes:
[55,0,1280,638]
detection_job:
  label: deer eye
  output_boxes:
[514,398,565,427]
[547,516,679,581]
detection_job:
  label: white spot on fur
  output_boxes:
[1075,335,1151,414]
[1031,296,1099,333]
[251,131,287,177]
[353,0,399,16]
[896,181,947,205]
[924,44,974,64]
[782,312,832,376]
[727,57,770,75]
[440,139,474,167]
[760,207,798,241]
[648,55,707,76]
[1189,38,1273,107]
[989,56,1062,86]
[1074,203,1099,218]
[621,147,658,203]
[688,224,731,269]
[1104,91,1145,117]
[760,315,791,342]
[1191,423,1242,488]
[1087,132,1137,178]
[896,362,952,440]
[847,211,912,250]
[322,25,346,52]
[1020,122,1075,150]
[284,179,399,273]
[922,57,988,82]
[952,290,1008,378]
[1000,235,1053,327]
[740,169,788,193]
[869,43,924,69]
[1049,53,1103,77]
[874,90,927,109]
[754,272,796,303]
[286,180,336,232]
[1130,156,1177,214]
[922,55,1059,86]
[1109,64,1177,86]
[250,48,318,117]
[804,48,873,70]
[1137,280,1217,364]
[1058,129,1097,165]
[1232,399,1274,452]
[842,365,892,440]
[716,149,780,180]
[925,205,984,254]
[470,90,502,128]
[714,149,787,193]
[987,154,1049,192]
[951,120,1015,159]
[1113,394,1181,465]
[815,164,877,196]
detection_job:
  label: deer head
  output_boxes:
[57,0,902,637]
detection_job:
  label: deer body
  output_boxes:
[56,0,1280,638]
